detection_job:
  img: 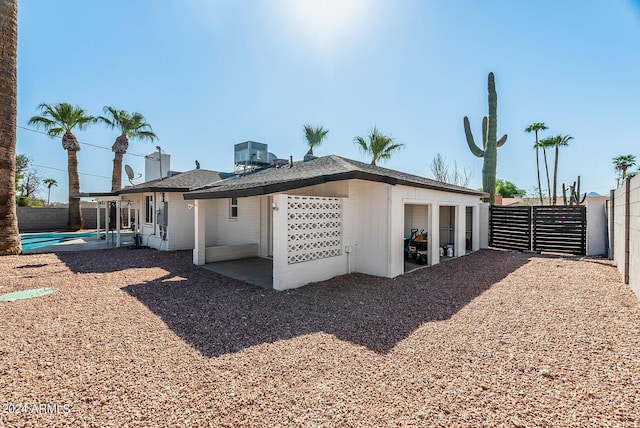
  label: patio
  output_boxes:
[201,257,273,289]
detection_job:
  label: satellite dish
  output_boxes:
[124,164,141,185]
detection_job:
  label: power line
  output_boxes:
[15,123,148,158]
[33,164,111,179]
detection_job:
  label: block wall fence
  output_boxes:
[610,175,640,299]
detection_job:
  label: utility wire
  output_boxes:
[15,123,148,158]
[33,164,111,179]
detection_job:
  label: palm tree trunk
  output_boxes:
[542,148,552,204]
[552,145,559,205]
[535,148,543,205]
[47,187,51,206]
[67,150,83,230]
[111,151,124,191]
[0,0,22,255]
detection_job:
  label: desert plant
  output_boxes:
[562,176,586,205]
[540,134,572,205]
[28,103,95,229]
[354,127,403,166]
[464,72,508,204]
[612,154,636,185]
[98,107,157,191]
[525,122,548,204]
[303,124,329,156]
[43,178,58,206]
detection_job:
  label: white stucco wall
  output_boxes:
[215,197,261,246]
[272,193,353,291]
[404,204,428,237]
[613,181,628,281]
[352,180,391,278]
[166,193,195,250]
[586,200,607,256]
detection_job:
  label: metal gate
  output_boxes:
[489,206,532,251]
[489,205,587,255]
[532,206,586,255]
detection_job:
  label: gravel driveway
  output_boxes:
[1,248,638,426]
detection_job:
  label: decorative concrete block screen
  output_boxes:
[287,196,342,264]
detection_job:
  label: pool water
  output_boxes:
[20,232,101,251]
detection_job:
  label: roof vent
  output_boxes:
[303,154,317,162]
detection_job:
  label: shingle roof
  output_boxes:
[117,169,230,194]
[183,155,487,200]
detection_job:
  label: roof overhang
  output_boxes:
[73,192,118,198]
[183,171,487,200]
[117,186,189,194]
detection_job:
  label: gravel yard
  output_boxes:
[1,248,639,427]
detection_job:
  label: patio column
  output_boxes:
[193,200,206,265]
[116,199,121,248]
[430,202,440,266]
[105,204,110,244]
[456,204,466,257]
[472,205,480,251]
[96,201,100,239]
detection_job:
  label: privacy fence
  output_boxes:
[490,205,587,255]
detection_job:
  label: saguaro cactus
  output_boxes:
[464,72,508,204]
[562,176,587,205]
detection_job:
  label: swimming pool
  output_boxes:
[20,232,101,251]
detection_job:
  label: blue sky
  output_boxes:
[16,0,640,203]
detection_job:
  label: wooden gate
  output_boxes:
[532,206,586,255]
[489,206,532,251]
[489,205,587,255]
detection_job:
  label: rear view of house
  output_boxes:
[184,155,488,290]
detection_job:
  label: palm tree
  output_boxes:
[43,178,58,206]
[98,107,158,191]
[303,124,328,156]
[0,0,22,255]
[525,122,548,204]
[541,134,573,205]
[612,154,637,186]
[354,127,403,166]
[28,103,95,230]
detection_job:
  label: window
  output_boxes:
[145,195,154,224]
[229,197,238,218]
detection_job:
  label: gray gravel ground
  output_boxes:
[1,248,638,427]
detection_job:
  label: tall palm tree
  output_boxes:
[612,154,637,185]
[525,122,548,204]
[541,134,573,205]
[0,0,22,255]
[354,127,403,166]
[43,178,58,206]
[98,107,158,191]
[28,103,95,230]
[303,124,329,156]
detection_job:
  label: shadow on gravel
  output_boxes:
[57,248,529,357]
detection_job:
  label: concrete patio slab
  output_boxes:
[201,257,273,289]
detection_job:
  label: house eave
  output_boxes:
[117,187,189,195]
